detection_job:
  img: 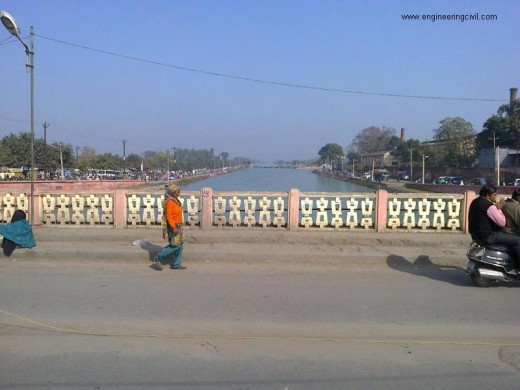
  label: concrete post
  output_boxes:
[200,187,213,229]
[375,190,388,232]
[464,191,477,234]
[288,188,300,231]
[114,189,127,229]
[33,192,41,226]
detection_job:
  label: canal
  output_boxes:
[181,168,373,193]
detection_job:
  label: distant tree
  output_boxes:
[433,117,476,167]
[317,143,344,165]
[233,156,251,166]
[477,100,520,149]
[433,117,475,141]
[0,143,11,167]
[220,152,229,165]
[125,153,142,170]
[45,143,74,173]
[0,132,32,167]
[391,139,422,166]
[350,126,399,154]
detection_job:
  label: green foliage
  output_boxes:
[433,117,476,168]
[317,143,344,164]
[350,126,398,154]
[0,132,243,173]
[391,139,423,167]
[433,117,475,141]
[125,153,142,170]
[477,101,520,149]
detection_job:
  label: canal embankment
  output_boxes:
[314,171,424,193]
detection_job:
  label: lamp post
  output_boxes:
[121,139,127,175]
[422,154,429,184]
[1,11,35,224]
[166,147,176,182]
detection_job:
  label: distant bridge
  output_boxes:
[251,165,291,169]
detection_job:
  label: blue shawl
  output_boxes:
[0,219,36,248]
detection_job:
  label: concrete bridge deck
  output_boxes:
[3,227,471,269]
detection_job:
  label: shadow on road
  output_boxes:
[386,254,470,286]
[132,239,162,261]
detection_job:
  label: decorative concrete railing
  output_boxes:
[0,188,477,233]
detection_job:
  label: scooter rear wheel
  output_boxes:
[470,272,494,288]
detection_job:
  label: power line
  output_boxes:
[35,34,506,103]
[0,35,14,45]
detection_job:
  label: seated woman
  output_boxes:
[0,210,36,257]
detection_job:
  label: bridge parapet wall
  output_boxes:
[0,188,479,233]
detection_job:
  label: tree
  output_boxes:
[317,143,344,165]
[392,139,422,166]
[350,126,399,154]
[432,117,476,168]
[477,100,520,149]
[126,153,142,170]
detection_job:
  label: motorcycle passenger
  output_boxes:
[499,188,520,235]
[468,184,520,259]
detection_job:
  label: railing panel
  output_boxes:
[386,194,465,231]
[38,193,115,226]
[299,192,377,230]
[125,192,200,227]
[212,192,289,228]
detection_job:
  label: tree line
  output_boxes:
[317,99,520,172]
[0,133,252,174]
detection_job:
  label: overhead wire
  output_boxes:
[35,34,506,103]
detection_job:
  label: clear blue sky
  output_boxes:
[1,0,518,163]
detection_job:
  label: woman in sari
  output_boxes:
[0,210,36,257]
[153,183,186,270]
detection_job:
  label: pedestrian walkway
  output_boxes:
[2,226,471,268]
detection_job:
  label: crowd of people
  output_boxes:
[0,167,228,182]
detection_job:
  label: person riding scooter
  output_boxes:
[499,188,520,235]
[468,184,520,260]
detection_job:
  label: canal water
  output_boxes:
[182,168,372,193]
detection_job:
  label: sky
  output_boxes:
[0,0,518,163]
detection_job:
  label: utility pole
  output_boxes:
[42,121,49,179]
[489,132,499,185]
[121,139,127,175]
[410,147,413,182]
[75,146,80,169]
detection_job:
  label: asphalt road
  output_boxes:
[1,261,519,389]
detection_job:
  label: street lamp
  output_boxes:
[422,154,429,184]
[121,139,127,175]
[166,147,176,182]
[1,11,35,224]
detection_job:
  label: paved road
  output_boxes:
[10,226,471,268]
[1,261,519,389]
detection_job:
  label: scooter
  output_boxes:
[466,241,520,287]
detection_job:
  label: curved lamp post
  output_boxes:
[47,144,64,180]
[1,11,35,224]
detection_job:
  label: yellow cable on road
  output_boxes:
[1,307,519,347]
